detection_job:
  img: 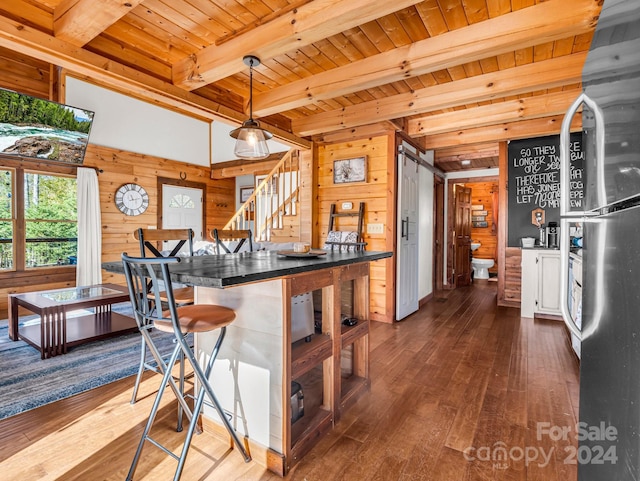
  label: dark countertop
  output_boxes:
[103,250,393,288]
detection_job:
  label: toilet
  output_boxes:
[471,257,495,279]
[470,241,494,279]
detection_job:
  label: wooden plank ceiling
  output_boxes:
[0,0,601,172]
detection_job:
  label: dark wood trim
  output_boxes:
[419,291,433,308]
[156,176,207,238]
[497,141,510,307]
[434,175,445,291]
[0,155,83,175]
[14,168,25,272]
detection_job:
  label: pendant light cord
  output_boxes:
[248,58,254,121]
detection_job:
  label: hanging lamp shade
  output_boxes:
[230,55,273,159]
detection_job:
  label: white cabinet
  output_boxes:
[521,249,561,317]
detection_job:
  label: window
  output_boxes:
[0,168,77,271]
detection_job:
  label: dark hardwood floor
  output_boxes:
[0,281,580,480]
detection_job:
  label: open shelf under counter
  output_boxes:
[291,333,332,380]
[340,318,369,346]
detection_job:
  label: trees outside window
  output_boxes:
[0,168,77,270]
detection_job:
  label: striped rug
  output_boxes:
[0,308,178,420]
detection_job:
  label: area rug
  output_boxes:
[0,307,180,420]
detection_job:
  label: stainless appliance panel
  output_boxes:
[582,0,640,210]
[579,203,640,480]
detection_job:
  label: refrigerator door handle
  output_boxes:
[559,92,606,218]
[560,217,582,340]
[558,92,604,341]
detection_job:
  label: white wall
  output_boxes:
[418,153,434,299]
[211,120,290,165]
[65,76,211,167]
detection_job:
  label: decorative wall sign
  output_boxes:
[333,156,367,184]
[472,215,486,222]
[471,204,484,210]
[507,133,584,246]
[473,221,488,228]
[475,210,488,216]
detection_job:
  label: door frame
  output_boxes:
[446,175,498,287]
[157,176,207,236]
[434,176,445,291]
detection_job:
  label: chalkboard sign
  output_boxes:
[508,134,584,247]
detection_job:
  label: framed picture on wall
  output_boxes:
[255,174,278,195]
[333,156,367,184]
[239,186,254,203]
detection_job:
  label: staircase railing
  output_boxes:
[223,149,300,241]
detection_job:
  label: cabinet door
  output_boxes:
[520,249,538,318]
[537,252,561,314]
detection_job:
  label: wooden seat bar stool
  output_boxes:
[212,228,253,254]
[121,254,251,481]
[130,228,196,408]
[134,227,195,305]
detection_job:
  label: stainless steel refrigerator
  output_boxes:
[559,0,640,479]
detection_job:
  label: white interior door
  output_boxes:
[396,150,420,320]
[162,185,203,251]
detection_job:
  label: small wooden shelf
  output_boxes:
[19,312,136,351]
[290,407,333,465]
[340,318,369,346]
[291,333,332,380]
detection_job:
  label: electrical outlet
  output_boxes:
[367,223,384,234]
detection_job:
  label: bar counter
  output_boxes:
[103,249,392,475]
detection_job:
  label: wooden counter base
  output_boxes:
[195,262,371,475]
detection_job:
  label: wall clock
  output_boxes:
[115,183,149,216]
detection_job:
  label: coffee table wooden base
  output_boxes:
[9,284,137,359]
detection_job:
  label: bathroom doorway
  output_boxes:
[447,175,499,287]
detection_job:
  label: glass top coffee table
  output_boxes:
[8,283,137,359]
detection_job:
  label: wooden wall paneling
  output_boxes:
[497,141,520,308]
[82,144,235,275]
[298,148,313,244]
[385,135,398,322]
[315,134,393,323]
[0,46,50,98]
[503,248,523,306]
[469,181,498,269]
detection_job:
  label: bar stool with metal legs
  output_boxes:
[121,253,251,480]
[130,228,195,406]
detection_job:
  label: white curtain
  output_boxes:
[76,167,102,286]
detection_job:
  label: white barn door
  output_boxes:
[396,149,420,320]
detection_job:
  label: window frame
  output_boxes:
[0,159,78,286]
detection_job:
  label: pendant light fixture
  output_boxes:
[230,55,273,159]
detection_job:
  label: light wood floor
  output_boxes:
[0,281,580,480]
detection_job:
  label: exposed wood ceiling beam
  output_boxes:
[423,115,582,150]
[313,121,399,145]
[435,143,499,163]
[0,13,310,149]
[292,52,586,136]
[171,0,425,91]
[408,89,581,137]
[53,0,144,46]
[252,0,599,117]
